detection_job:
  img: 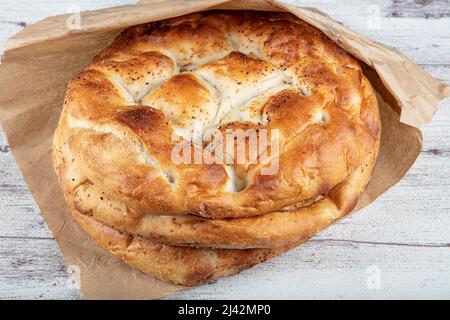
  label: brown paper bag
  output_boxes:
[0,0,448,299]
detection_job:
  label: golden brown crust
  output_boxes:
[57,11,380,219]
[71,205,297,286]
[59,111,378,250]
[53,11,381,285]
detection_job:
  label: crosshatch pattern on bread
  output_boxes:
[53,11,381,286]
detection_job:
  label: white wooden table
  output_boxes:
[0,0,449,300]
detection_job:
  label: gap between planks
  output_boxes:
[1,235,449,249]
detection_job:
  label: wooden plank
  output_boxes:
[0,238,81,299]
[1,2,450,64]
[170,240,450,299]
[0,0,133,23]
[285,0,450,19]
[1,0,448,22]
[386,0,450,18]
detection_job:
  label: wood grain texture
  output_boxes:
[0,0,449,300]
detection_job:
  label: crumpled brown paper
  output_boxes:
[0,0,448,299]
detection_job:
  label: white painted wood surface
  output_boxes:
[0,0,449,300]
